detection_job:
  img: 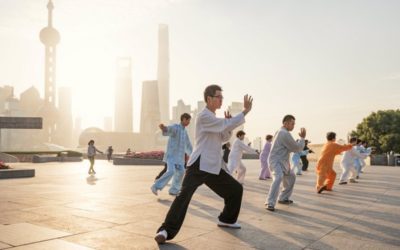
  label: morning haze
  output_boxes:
[0,0,400,151]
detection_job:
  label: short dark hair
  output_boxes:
[180,113,191,121]
[326,132,336,141]
[282,114,295,123]
[266,135,273,141]
[356,139,362,144]
[88,139,94,145]
[204,84,222,102]
[236,130,246,138]
[349,137,357,143]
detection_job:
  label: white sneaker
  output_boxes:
[154,230,167,244]
[150,185,158,196]
[217,220,241,229]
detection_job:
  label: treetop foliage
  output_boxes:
[351,109,400,154]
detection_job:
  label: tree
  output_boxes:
[351,109,400,154]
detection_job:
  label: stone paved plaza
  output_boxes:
[0,160,399,250]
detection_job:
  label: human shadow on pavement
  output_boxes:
[158,242,188,250]
[86,175,99,185]
[275,204,400,246]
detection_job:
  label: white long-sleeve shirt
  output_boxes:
[228,138,258,168]
[341,146,368,167]
[268,127,305,174]
[187,107,245,175]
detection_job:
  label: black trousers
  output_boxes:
[301,156,309,171]
[157,157,243,240]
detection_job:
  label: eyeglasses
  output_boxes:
[211,95,224,99]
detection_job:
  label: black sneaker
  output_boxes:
[339,182,347,185]
[318,185,327,194]
[266,205,275,211]
[154,230,167,244]
[278,199,294,204]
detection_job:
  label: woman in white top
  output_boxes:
[87,140,103,175]
[227,130,258,184]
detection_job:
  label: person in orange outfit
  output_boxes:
[316,132,352,193]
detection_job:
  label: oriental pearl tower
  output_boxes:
[39,0,60,142]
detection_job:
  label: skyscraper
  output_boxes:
[140,80,160,149]
[140,80,160,134]
[56,87,73,147]
[157,24,170,123]
[114,57,133,132]
[39,0,60,142]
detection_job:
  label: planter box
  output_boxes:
[113,157,164,165]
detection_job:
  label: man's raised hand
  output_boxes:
[243,94,253,115]
[299,128,306,139]
[159,124,167,132]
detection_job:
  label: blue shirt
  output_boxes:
[162,123,193,166]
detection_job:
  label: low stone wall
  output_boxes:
[32,155,83,163]
[113,157,164,166]
[0,168,35,179]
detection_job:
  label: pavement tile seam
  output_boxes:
[300,214,359,250]
[0,241,11,249]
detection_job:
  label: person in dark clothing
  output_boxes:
[301,140,313,171]
[106,146,114,161]
[222,142,231,164]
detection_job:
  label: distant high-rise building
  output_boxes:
[140,80,160,134]
[19,86,42,116]
[172,99,191,123]
[114,57,133,132]
[73,116,82,147]
[0,85,14,113]
[140,80,160,149]
[104,116,113,131]
[56,87,73,146]
[157,24,170,123]
[39,0,60,142]
[1,96,25,150]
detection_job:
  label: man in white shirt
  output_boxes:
[227,130,259,184]
[154,84,253,244]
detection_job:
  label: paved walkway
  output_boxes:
[0,160,399,249]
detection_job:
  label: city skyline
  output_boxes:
[1,0,400,143]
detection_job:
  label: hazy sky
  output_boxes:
[1,0,399,143]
